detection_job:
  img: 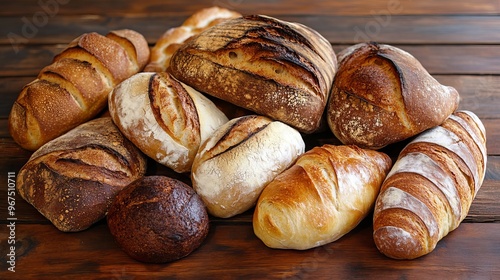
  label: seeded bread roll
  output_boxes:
[107,176,209,263]
[191,115,305,218]
[169,15,337,134]
[9,29,149,151]
[16,117,147,232]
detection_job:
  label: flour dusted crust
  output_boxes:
[373,110,487,259]
[144,6,242,72]
[108,72,228,173]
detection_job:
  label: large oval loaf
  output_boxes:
[327,42,460,149]
[191,115,305,218]
[9,29,150,151]
[17,117,147,232]
[109,72,228,173]
[169,15,337,134]
[254,145,391,250]
[373,110,487,259]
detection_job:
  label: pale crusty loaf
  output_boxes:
[108,72,228,173]
[145,6,241,72]
[327,42,460,149]
[9,29,149,151]
[16,117,147,232]
[373,110,487,259]
[169,15,337,134]
[191,115,305,218]
[253,145,391,250]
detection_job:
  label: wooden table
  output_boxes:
[1,0,499,278]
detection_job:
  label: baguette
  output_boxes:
[169,15,337,133]
[373,110,487,259]
[253,145,391,250]
[16,117,147,232]
[327,42,459,149]
[9,29,149,151]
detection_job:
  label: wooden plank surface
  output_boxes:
[0,0,499,278]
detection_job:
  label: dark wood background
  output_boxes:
[1,0,499,278]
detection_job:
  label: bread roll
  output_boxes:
[169,15,337,134]
[373,110,487,259]
[9,29,150,151]
[327,42,460,149]
[108,72,228,173]
[144,6,241,72]
[253,145,391,250]
[107,176,209,263]
[16,117,147,232]
[191,115,305,218]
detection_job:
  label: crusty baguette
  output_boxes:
[108,72,228,173]
[144,6,241,72]
[327,42,460,149]
[191,115,305,218]
[253,145,391,250]
[17,117,147,232]
[169,15,337,134]
[9,29,149,151]
[373,110,487,259]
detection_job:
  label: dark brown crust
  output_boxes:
[169,15,336,133]
[107,176,209,263]
[16,117,147,232]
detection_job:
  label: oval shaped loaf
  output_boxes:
[373,110,487,259]
[191,115,305,218]
[9,29,149,151]
[16,117,147,232]
[327,42,460,149]
[108,72,228,173]
[169,15,337,134]
[253,145,392,250]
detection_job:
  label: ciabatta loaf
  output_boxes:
[327,42,459,149]
[373,110,487,259]
[108,72,228,173]
[169,15,337,134]
[9,30,149,151]
[253,145,391,250]
[191,115,305,218]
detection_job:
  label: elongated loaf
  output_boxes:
[191,115,305,218]
[9,29,149,151]
[373,110,487,259]
[144,6,241,72]
[327,42,459,149]
[253,145,391,250]
[169,15,337,133]
[109,72,228,173]
[16,117,147,232]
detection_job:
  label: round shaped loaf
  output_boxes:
[107,176,209,263]
[191,115,305,218]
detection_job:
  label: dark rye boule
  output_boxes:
[107,176,209,263]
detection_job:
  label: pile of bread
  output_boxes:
[10,7,487,262]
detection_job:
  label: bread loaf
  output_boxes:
[144,6,241,72]
[16,117,147,232]
[373,110,487,259]
[327,42,460,149]
[9,29,150,151]
[253,145,391,250]
[191,115,305,218]
[107,176,209,263]
[169,15,337,134]
[108,72,228,173]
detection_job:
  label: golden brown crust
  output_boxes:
[168,15,337,134]
[253,144,392,250]
[8,29,150,151]
[373,110,487,259]
[327,42,460,149]
[16,117,147,232]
